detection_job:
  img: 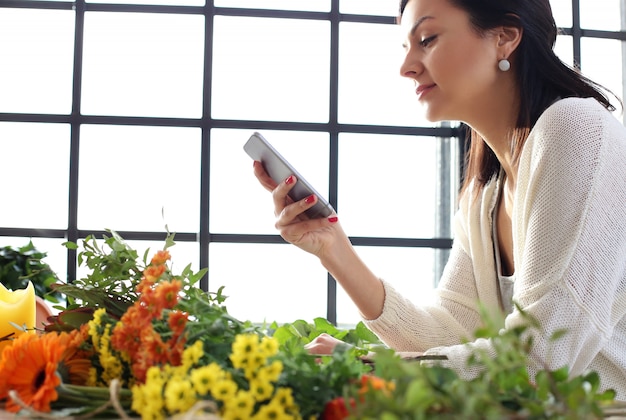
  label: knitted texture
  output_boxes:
[363,97,626,399]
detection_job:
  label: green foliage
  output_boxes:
[270,317,378,419]
[53,231,258,370]
[270,316,383,351]
[56,231,144,317]
[0,241,64,303]
[348,305,617,419]
[178,285,259,367]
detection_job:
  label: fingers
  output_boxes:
[274,187,318,222]
[252,159,340,240]
[252,160,301,218]
[252,160,278,192]
[304,333,352,356]
[304,333,337,355]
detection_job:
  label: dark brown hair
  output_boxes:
[399,0,618,194]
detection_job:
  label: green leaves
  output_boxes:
[267,317,381,419]
[270,316,383,351]
[349,305,618,419]
[0,241,64,302]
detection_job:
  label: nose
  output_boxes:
[399,48,422,80]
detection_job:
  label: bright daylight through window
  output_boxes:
[0,0,624,327]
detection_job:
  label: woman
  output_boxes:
[253,0,626,398]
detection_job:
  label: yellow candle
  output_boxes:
[0,281,36,354]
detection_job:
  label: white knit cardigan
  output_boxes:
[363,97,626,398]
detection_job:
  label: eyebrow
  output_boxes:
[409,15,435,36]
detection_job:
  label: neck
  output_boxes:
[466,80,521,189]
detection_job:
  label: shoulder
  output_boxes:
[532,97,621,144]
[523,97,625,166]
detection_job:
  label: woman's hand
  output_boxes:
[252,161,344,258]
[304,333,350,355]
[252,160,386,320]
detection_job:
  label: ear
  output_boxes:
[496,17,523,60]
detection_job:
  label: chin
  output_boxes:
[421,104,457,124]
[422,107,447,123]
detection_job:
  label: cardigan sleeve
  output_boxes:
[363,178,503,354]
[362,239,485,353]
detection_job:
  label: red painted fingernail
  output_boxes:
[328,216,338,223]
[285,175,294,185]
[305,194,316,204]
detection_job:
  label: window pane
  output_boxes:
[77,125,201,232]
[214,0,329,12]
[340,0,399,16]
[209,129,330,234]
[0,123,70,229]
[208,243,329,324]
[212,16,330,123]
[338,133,438,238]
[81,12,204,118]
[580,38,624,120]
[0,9,74,114]
[580,0,621,31]
[339,22,435,127]
[337,246,436,326]
[554,35,574,68]
[550,0,572,28]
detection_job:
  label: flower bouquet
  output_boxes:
[0,231,622,419]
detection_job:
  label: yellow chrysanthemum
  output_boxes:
[222,389,255,419]
[249,378,274,402]
[131,385,146,414]
[181,340,204,370]
[253,398,291,420]
[260,360,283,383]
[132,387,166,420]
[132,368,167,420]
[190,362,225,396]
[96,323,125,385]
[273,387,296,410]
[88,308,107,349]
[86,367,98,387]
[164,377,196,414]
[229,352,249,371]
[211,378,238,402]
[241,355,266,379]
[231,334,259,359]
[146,366,165,383]
[259,336,279,358]
[221,412,249,420]
[143,379,166,407]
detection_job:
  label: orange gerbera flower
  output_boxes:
[0,330,91,413]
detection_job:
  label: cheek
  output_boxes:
[447,45,498,91]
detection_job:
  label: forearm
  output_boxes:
[318,237,385,320]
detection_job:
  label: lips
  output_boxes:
[416,83,436,98]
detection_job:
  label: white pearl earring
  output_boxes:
[498,59,511,72]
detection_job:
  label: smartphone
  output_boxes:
[244,132,335,219]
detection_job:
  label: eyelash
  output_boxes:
[420,35,437,48]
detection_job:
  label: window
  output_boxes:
[0,0,624,327]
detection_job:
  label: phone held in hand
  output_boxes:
[244,132,335,219]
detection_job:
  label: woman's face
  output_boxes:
[399,0,503,123]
